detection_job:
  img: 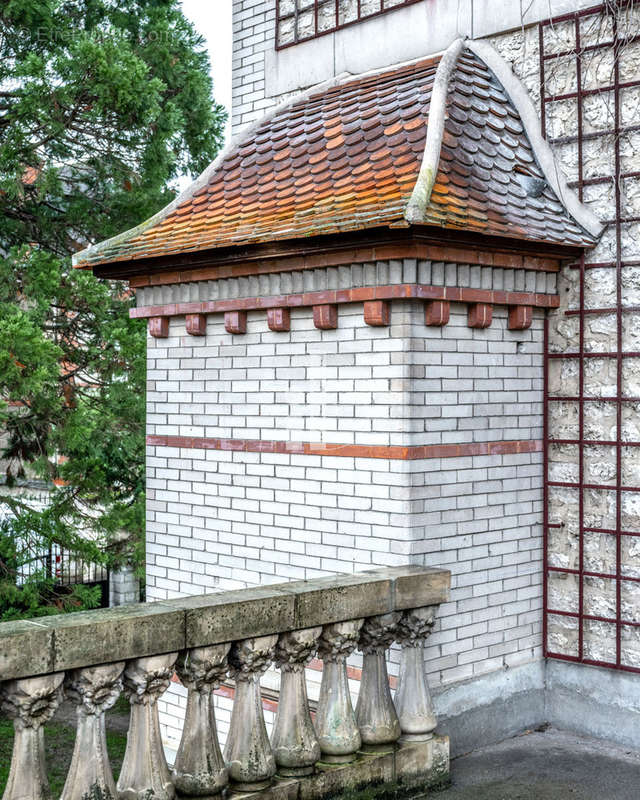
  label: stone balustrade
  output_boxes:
[0,566,450,800]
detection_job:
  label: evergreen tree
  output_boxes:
[0,0,225,611]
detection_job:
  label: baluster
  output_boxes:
[394,606,438,741]
[61,662,125,800]
[271,627,322,776]
[355,612,401,752]
[172,643,230,796]
[0,672,64,800]
[224,635,277,791]
[117,652,178,800]
[315,619,363,764]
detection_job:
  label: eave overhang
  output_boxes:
[91,225,584,286]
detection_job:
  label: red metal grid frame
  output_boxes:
[275,0,423,50]
[541,3,640,673]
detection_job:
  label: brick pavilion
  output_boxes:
[73,31,616,758]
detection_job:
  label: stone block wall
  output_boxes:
[491,5,640,670]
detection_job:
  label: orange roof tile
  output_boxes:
[74,42,600,272]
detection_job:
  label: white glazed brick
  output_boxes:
[147,279,545,710]
[231,0,276,136]
[146,305,412,445]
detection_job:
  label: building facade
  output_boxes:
[75,0,640,759]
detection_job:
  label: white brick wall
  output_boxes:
[144,267,545,750]
[156,0,638,761]
[146,304,413,448]
[232,0,274,134]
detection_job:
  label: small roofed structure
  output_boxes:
[74,38,601,279]
[73,35,606,762]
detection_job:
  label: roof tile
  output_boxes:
[75,48,596,271]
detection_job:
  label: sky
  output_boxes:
[180,1,233,146]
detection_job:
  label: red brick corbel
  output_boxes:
[224,310,247,334]
[363,300,390,326]
[267,307,291,332]
[508,305,533,331]
[185,313,207,336]
[468,302,493,329]
[148,317,169,338]
[313,304,338,330]
[424,300,450,326]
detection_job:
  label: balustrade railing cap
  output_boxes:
[0,566,449,681]
[0,600,183,682]
[363,565,450,610]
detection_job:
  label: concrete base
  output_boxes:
[545,660,640,751]
[229,737,450,800]
[433,661,545,757]
[430,658,640,756]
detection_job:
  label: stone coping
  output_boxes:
[0,566,449,681]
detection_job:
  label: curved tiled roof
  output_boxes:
[74,41,601,271]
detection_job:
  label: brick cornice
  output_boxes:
[131,283,558,320]
[147,434,543,460]
[128,244,562,288]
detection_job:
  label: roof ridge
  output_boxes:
[405,36,603,241]
[404,37,466,224]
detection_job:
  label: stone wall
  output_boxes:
[491,4,640,670]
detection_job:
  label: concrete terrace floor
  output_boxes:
[433,727,640,800]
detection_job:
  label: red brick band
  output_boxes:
[147,434,543,460]
[131,283,559,320]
